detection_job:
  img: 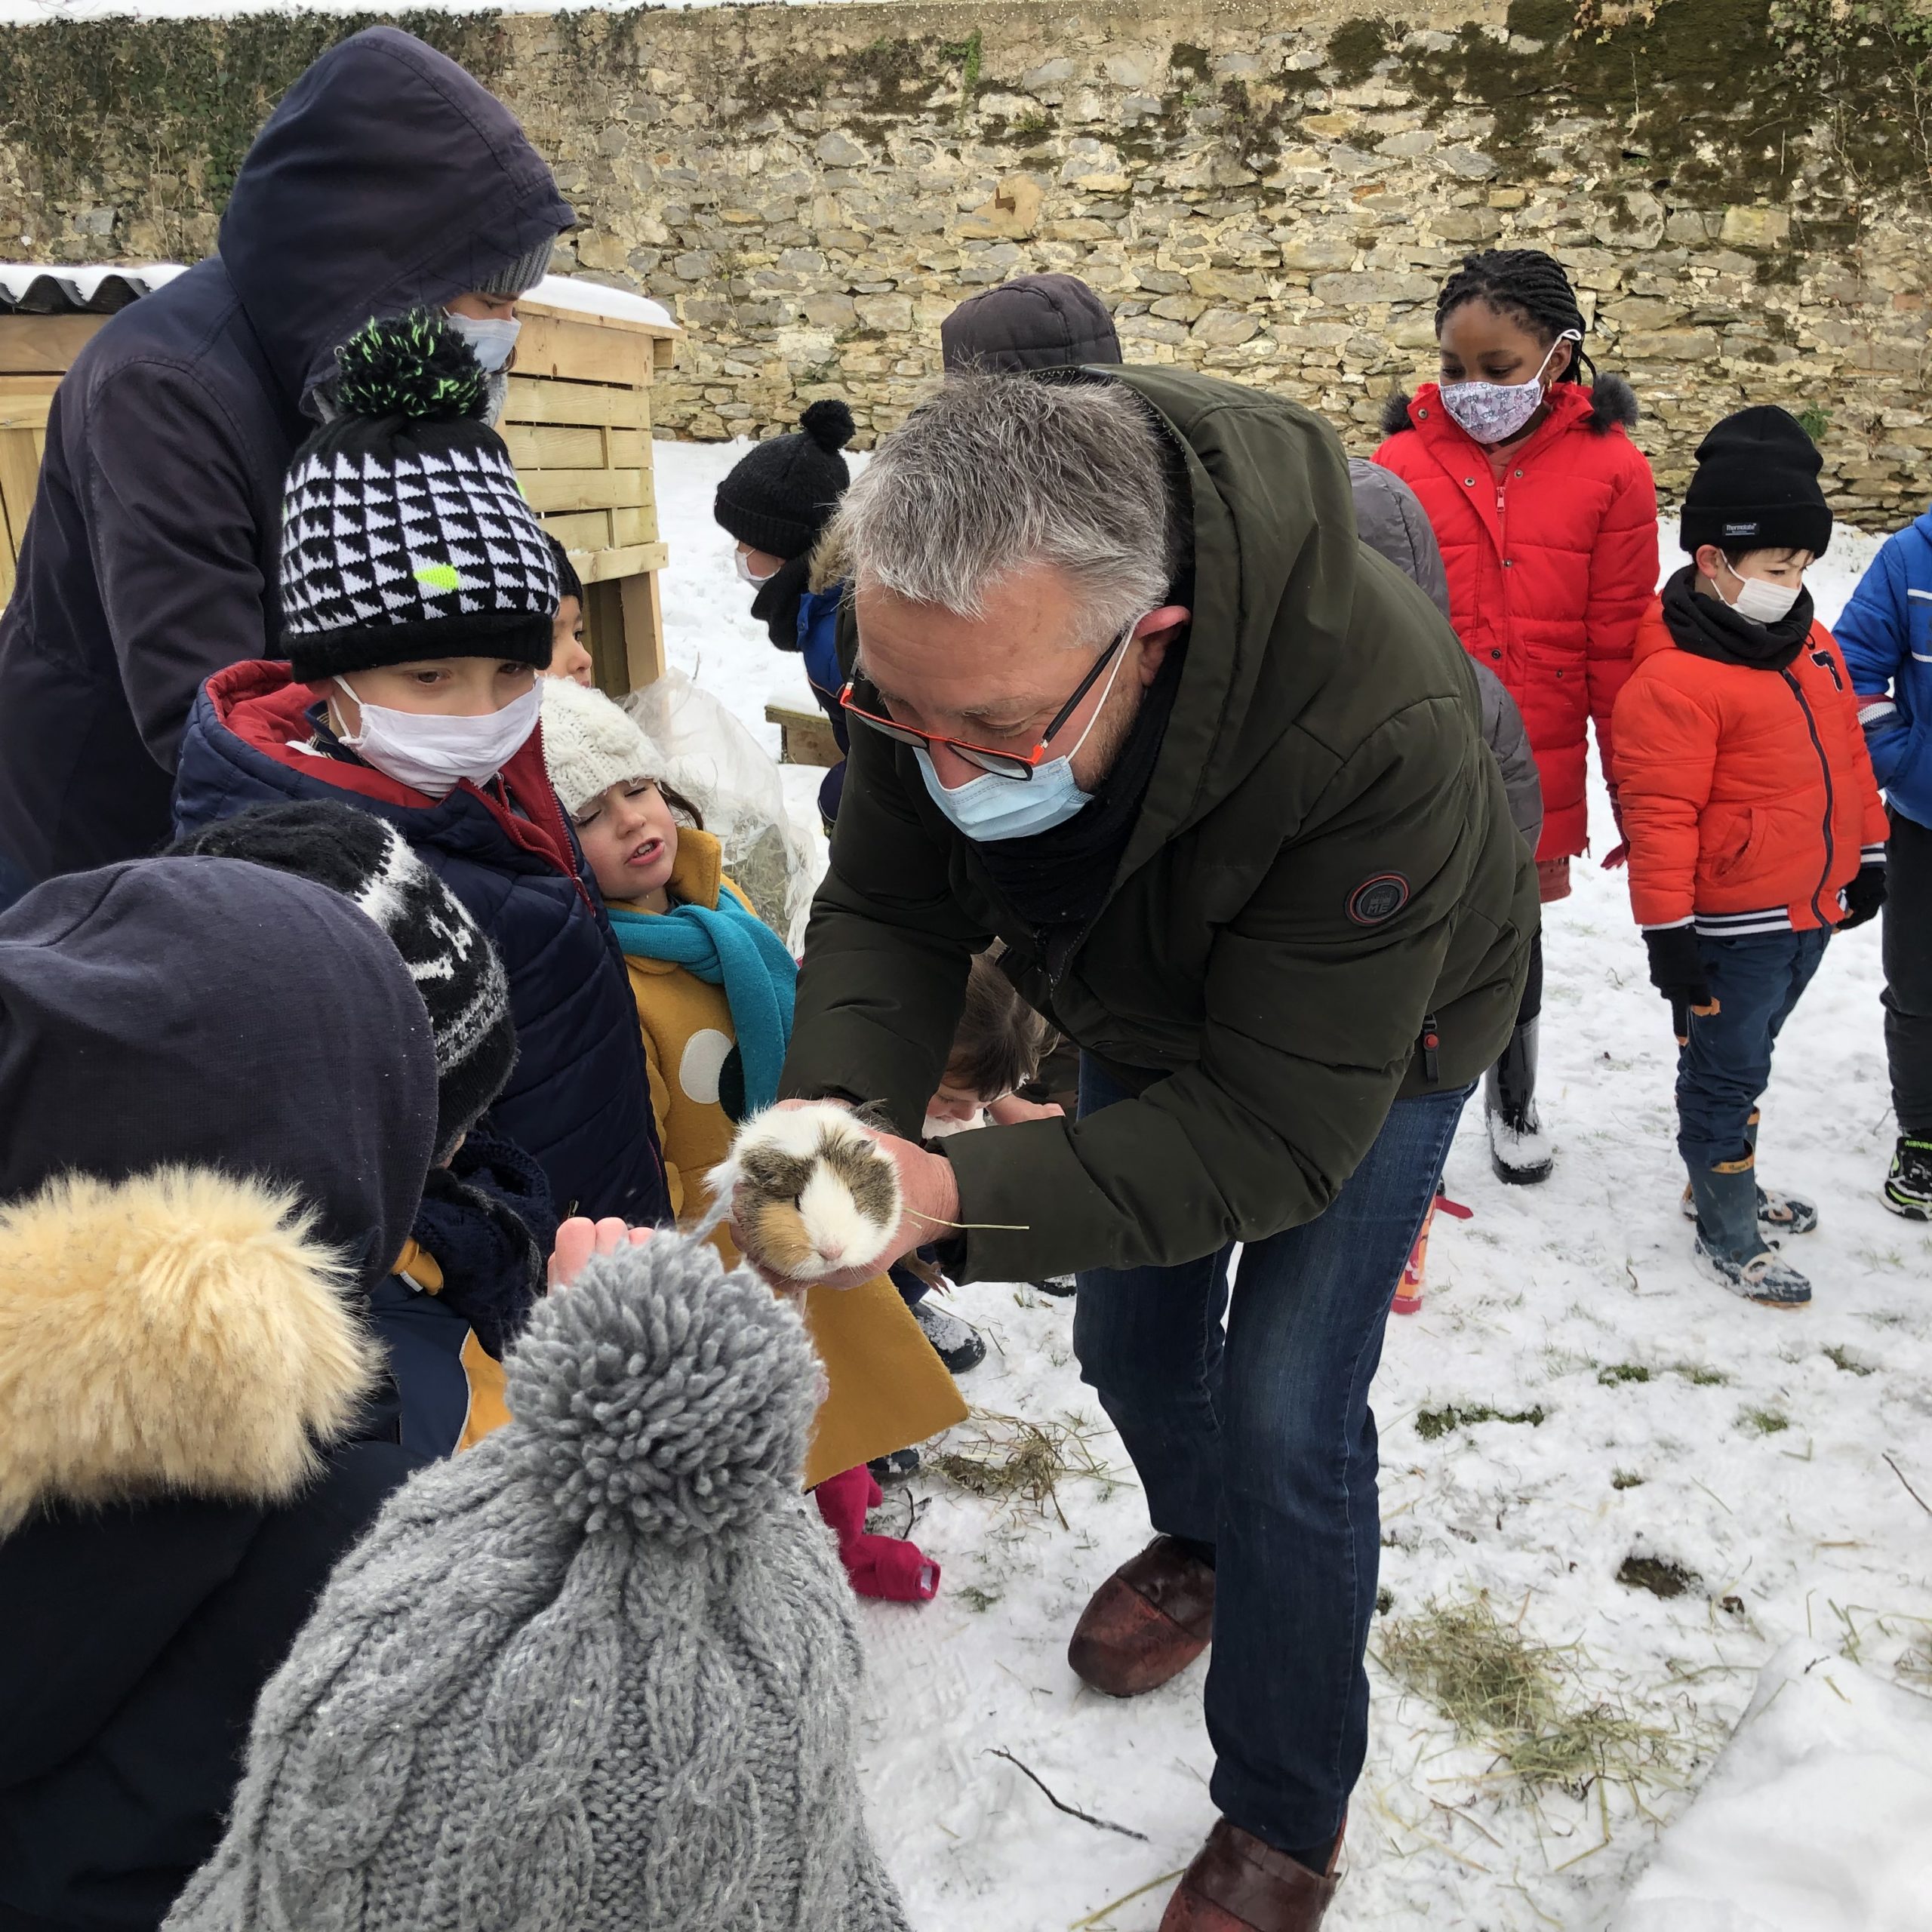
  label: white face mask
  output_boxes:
[1438,329,1582,446]
[1718,559,1803,628]
[445,312,521,373]
[333,676,540,798]
[734,547,780,587]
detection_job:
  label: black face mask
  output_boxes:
[750,552,814,653]
[1660,565,1812,673]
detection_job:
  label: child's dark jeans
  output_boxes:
[1677,928,1830,1227]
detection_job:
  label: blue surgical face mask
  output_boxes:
[911,636,1134,843]
[445,312,521,373]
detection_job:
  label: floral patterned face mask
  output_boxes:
[1439,329,1582,445]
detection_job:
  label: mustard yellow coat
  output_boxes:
[623,830,964,1488]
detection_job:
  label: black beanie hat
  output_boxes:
[170,801,515,1165]
[941,272,1122,374]
[1680,405,1832,560]
[280,310,561,682]
[713,400,856,561]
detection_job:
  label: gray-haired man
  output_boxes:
[764,370,1535,1930]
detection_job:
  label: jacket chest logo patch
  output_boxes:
[1809,645,1844,692]
[1349,873,1411,924]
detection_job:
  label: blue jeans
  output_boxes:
[1676,928,1829,1174]
[1072,1057,1473,1853]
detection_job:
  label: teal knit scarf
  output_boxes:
[605,893,796,1114]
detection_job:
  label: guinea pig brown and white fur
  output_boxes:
[707,1103,903,1282]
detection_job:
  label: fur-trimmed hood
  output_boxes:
[0,1167,382,1532]
[1380,373,1639,438]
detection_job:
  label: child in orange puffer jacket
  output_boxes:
[1613,407,1888,1309]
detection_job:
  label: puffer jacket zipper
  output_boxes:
[1780,666,1835,925]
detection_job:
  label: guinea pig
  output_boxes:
[707,1102,902,1283]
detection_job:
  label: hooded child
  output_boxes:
[0,857,441,1930]
[0,26,571,885]
[171,310,668,1235]
[1374,248,1658,1188]
[715,401,859,826]
[171,798,552,1455]
[1612,405,1887,1308]
[539,674,966,1597]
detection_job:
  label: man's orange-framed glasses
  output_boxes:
[838,620,1133,780]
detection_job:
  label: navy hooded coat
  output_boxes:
[0,28,572,883]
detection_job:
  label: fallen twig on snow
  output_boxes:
[986,1748,1148,1841]
[1884,1452,1932,1517]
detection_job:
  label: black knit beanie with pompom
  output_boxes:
[712,400,857,561]
[278,309,561,681]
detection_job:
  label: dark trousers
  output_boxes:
[1676,928,1830,1174]
[1071,1056,1472,1853]
[1883,810,1932,1138]
[0,848,33,920]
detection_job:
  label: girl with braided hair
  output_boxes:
[1376,247,1659,1183]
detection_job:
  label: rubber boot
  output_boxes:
[1484,1019,1553,1185]
[1686,1155,1811,1308]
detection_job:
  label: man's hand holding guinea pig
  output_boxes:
[722,1097,960,1294]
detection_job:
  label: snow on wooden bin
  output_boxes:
[500,279,681,697]
[0,269,681,699]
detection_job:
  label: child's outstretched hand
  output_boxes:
[548,1216,651,1291]
[986,1093,1065,1124]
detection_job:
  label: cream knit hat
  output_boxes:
[540,675,670,817]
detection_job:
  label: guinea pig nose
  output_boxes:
[817,1239,845,1264]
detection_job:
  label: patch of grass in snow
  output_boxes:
[1672,1361,1729,1386]
[1611,1469,1645,1490]
[1823,1344,1874,1376]
[1737,1405,1791,1436]
[929,1410,1121,1528]
[1414,1402,1547,1441]
[957,1584,1003,1613]
[1598,1363,1652,1386]
[1379,1595,1678,1798]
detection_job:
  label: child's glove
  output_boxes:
[1644,927,1718,1045]
[1840,859,1887,931]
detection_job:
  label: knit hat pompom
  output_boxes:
[540,675,670,817]
[506,1232,820,1544]
[799,398,857,454]
[334,309,489,423]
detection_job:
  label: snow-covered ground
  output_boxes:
[654,435,1931,1930]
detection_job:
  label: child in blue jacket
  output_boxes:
[713,401,857,827]
[1833,514,1927,1216]
[173,312,668,1244]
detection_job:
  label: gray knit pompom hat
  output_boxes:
[165,1234,912,1932]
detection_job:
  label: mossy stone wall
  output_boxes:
[3,0,1930,518]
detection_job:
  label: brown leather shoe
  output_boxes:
[1066,1534,1214,1697]
[1158,1819,1344,1931]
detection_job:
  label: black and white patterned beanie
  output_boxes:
[170,801,515,1164]
[279,310,560,683]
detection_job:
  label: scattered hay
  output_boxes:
[928,1409,1119,1528]
[1378,1594,1677,1799]
[1415,1401,1548,1441]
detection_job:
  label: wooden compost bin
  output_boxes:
[0,282,681,697]
[0,315,99,610]
[499,286,681,695]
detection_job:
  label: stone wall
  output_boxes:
[4,0,1932,518]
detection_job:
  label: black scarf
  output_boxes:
[751,552,814,652]
[1660,564,1811,672]
[971,641,1186,933]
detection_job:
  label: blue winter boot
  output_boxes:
[1687,1155,1812,1309]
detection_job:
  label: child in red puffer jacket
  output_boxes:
[1375,247,1658,1187]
